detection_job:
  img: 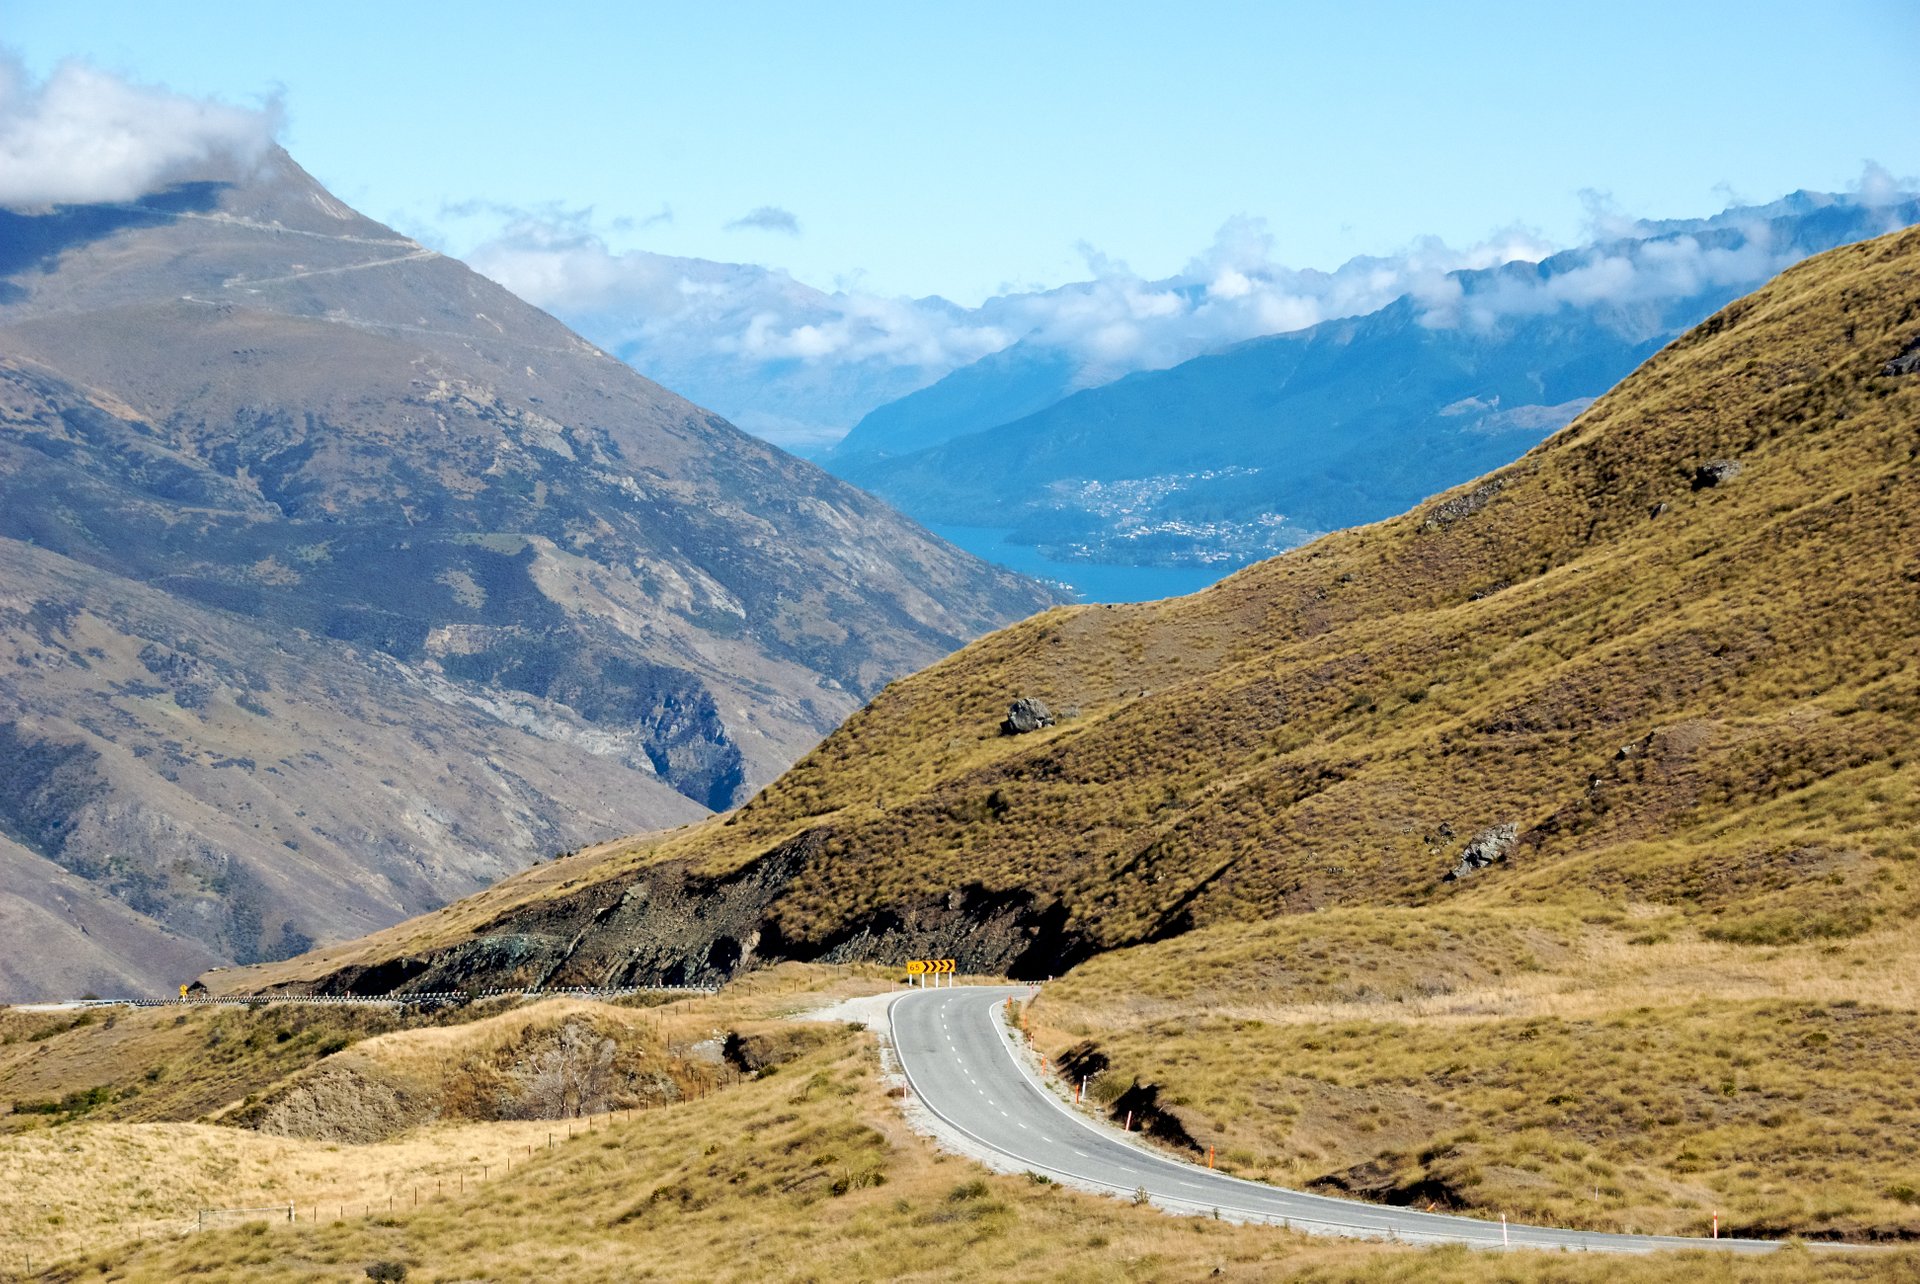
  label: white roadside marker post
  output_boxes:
[1502,1213,1508,1247]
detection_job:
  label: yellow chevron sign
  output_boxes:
[905,958,955,976]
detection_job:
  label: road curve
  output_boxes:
[891,984,1797,1254]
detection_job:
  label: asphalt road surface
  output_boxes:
[891,984,1799,1254]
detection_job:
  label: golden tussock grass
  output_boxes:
[19,1015,1916,1282]
[1031,908,1920,1239]
[224,227,1920,998]
[136,230,1920,1271]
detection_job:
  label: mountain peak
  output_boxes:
[0,149,1059,998]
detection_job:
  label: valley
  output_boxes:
[0,150,1057,998]
[39,223,1902,1274]
[3,19,1917,1278]
[828,192,1919,596]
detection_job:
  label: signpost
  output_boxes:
[903,958,956,986]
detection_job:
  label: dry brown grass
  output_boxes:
[131,231,1920,1270]
[0,1115,557,1272]
[19,1016,1916,1282]
[1031,909,1920,1239]
[223,227,1920,1000]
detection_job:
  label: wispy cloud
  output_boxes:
[457,165,1914,444]
[725,205,800,235]
[0,51,280,208]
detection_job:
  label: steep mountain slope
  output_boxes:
[829,340,1082,462]
[0,149,1056,996]
[225,223,1920,1000]
[833,194,1918,580]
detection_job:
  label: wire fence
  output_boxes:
[71,984,719,1010]
[2,1103,673,1278]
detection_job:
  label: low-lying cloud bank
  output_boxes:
[0,52,279,208]
[464,167,1914,446]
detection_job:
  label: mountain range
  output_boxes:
[0,149,1056,998]
[221,223,1920,1002]
[826,191,1918,594]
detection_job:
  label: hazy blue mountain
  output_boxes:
[830,192,1919,596]
[830,341,1081,463]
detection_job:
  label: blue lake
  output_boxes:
[925,524,1232,604]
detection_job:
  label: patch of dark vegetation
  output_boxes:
[1105,1079,1201,1154]
[0,721,106,863]
[1309,1153,1469,1211]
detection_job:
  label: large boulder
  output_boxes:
[1882,336,1920,376]
[1000,698,1056,736]
[1691,459,1743,489]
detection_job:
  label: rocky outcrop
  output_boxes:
[1883,336,1920,376]
[1441,823,1518,882]
[1000,698,1056,735]
[1691,459,1743,489]
[1421,479,1505,531]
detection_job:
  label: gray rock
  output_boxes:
[1883,337,1920,377]
[1000,697,1056,736]
[1422,479,1505,531]
[1691,460,1742,490]
[1441,823,1517,882]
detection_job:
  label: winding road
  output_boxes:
[890,984,1800,1254]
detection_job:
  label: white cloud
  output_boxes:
[455,168,1915,444]
[725,205,800,235]
[0,52,280,208]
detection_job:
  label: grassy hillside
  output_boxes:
[160,224,1920,1254]
[226,222,1920,999]
[1027,908,1920,1238]
[4,982,1914,1280]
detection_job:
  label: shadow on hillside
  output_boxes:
[0,181,232,300]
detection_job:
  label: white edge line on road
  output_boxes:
[889,986,1806,1255]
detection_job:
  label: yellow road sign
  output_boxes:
[905,960,927,975]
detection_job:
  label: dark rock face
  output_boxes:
[291,826,1094,996]
[1441,823,1518,882]
[1691,459,1744,489]
[1000,697,1056,736]
[1883,336,1920,376]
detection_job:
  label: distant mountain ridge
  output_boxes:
[0,148,1057,997]
[828,190,1919,587]
[212,224,1920,1003]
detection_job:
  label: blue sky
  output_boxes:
[5,0,1917,306]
